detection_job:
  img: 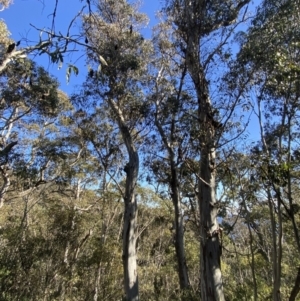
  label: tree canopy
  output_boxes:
[0,0,300,300]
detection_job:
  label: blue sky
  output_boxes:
[1,0,161,92]
[1,0,261,142]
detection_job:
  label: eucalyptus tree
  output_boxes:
[144,19,201,292]
[217,150,278,300]
[232,0,300,299]
[0,54,71,208]
[0,54,101,301]
[70,93,132,300]
[162,0,251,300]
[13,0,151,298]
[78,1,152,300]
[217,144,300,300]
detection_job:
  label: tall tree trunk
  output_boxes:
[122,151,139,301]
[154,100,190,290]
[184,30,224,301]
[245,209,258,301]
[258,97,283,301]
[170,165,190,289]
[107,98,139,301]
[198,140,224,301]
[165,0,249,298]
[123,192,139,301]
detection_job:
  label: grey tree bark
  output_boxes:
[154,118,190,289]
[107,98,139,301]
[168,0,250,299]
[170,164,190,290]
[153,72,190,289]
[185,29,225,301]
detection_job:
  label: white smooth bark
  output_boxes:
[107,97,139,301]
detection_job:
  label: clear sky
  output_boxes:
[1,0,161,92]
[1,0,261,142]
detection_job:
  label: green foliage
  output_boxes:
[0,59,62,116]
[0,183,201,300]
